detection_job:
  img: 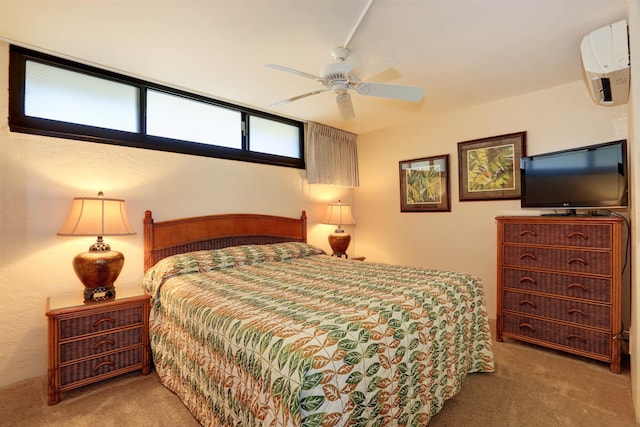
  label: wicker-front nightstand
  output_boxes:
[46,287,151,405]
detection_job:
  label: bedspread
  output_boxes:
[143,242,494,426]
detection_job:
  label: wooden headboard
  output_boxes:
[143,210,307,272]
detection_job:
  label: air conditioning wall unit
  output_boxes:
[580,19,630,106]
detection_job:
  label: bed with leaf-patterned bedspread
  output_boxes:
[143,242,494,426]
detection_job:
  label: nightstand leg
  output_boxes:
[47,369,60,405]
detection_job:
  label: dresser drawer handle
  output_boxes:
[93,339,115,351]
[567,231,588,240]
[519,253,537,261]
[520,230,537,237]
[519,276,537,285]
[568,308,588,317]
[568,257,588,266]
[94,317,116,328]
[567,334,587,343]
[94,361,115,373]
[567,283,589,292]
[519,300,537,309]
[518,323,536,332]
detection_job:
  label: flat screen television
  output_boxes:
[520,139,628,214]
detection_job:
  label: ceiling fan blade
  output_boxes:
[356,82,425,102]
[336,93,355,120]
[269,89,328,107]
[349,50,399,81]
[265,64,324,82]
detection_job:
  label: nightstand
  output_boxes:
[46,287,151,405]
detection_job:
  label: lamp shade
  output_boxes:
[58,193,135,237]
[322,201,355,227]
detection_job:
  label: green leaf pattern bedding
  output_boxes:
[143,242,494,426]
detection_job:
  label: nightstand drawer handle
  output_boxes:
[519,276,537,285]
[94,317,116,328]
[567,334,587,343]
[518,323,536,332]
[94,361,115,372]
[567,231,588,240]
[520,229,537,237]
[519,253,537,261]
[519,300,537,309]
[93,339,115,350]
[568,257,588,266]
[567,283,589,292]
[568,308,588,317]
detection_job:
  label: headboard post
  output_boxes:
[143,210,155,272]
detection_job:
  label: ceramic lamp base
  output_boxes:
[73,249,124,302]
[328,232,351,258]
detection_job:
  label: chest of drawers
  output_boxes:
[46,287,151,404]
[496,216,623,373]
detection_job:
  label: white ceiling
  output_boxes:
[0,0,628,135]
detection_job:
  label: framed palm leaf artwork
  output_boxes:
[399,155,450,212]
[457,131,526,201]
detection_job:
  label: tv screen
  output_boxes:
[520,140,628,212]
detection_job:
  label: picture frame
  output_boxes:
[457,131,526,201]
[399,154,450,212]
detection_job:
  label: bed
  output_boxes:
[142,210,495,426]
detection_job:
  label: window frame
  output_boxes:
[8,45,305,169]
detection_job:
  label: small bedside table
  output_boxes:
[46,287,151,405]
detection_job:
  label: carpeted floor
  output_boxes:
[1,330,636,426]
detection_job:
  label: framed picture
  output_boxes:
[457,131,526,201]
[399,155,450,212]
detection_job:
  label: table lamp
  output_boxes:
[58,191,135,302]
[322,200,355,258]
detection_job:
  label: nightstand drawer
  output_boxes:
[503,246,611,275]
[60,327,143,362]
[59,347,143,387]
[503,223,611,248]
[59,306,144,339]
[502,268,611,302]
[503,290,610,329]
[503,313,611,358]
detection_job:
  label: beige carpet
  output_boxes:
[1,333,636,426]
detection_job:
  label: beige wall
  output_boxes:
[355,81,628,319]
[0,42,357,387]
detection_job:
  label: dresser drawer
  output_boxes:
[503,223,611,248]
[503,313,611,358]
[59,306,144,339]
[503,246,611,275]
[503,268,611,302]
[59,347,143,387]
[503,290,610,329]
[60,327,143,362]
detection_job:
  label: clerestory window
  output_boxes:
[9,45,304,169]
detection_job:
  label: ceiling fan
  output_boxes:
[265,0,425,120]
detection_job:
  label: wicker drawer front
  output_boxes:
[59,306,143,339]
[503,246,610,275]
[503,223,611,248]
[503,313,611,358]
[60,328,143,362]
[503,268,611,303]
[59,347,142,387]
[503,291,610,329]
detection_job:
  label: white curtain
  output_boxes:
[305,122,359,187]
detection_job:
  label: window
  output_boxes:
[9,45,304,168]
